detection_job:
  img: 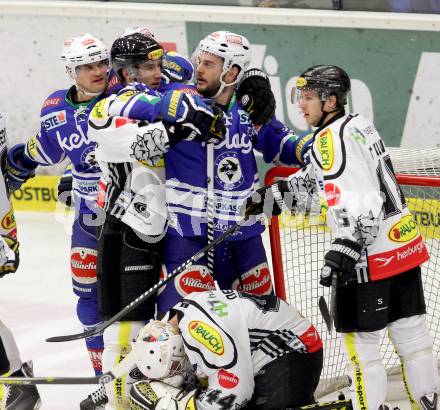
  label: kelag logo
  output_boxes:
[188,321,224,355]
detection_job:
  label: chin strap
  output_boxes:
[75,84,102,98]
[316,102,344,128]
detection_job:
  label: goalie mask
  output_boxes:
[61,33,109,80]
[132,321,187,380]
[194,31,251,97]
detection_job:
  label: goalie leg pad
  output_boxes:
[0,320,21,375]
[97,219,162,321]
[341,331,387,410]
[103,321,145,409]
[389,315,438,403]
[129,381,196,410]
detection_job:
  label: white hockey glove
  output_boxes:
[0,235,19,277]
[129,380,196,410]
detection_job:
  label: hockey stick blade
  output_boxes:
[46,218,246,343]
[293,398,352,410]
[318,296,332,334]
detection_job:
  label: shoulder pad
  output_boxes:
[41,90,68,114]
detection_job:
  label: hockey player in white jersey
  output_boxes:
[245,65,438,410]
[127,290,323,409]
[0,112,41,409]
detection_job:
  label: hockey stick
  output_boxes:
[46,218,247,343]
[293,398,352,410]
[0,349,138,386]
[318,272,337,333]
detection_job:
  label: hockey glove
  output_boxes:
[293,131,314,166]
[236,68,276,126]
[129,380,196,410]
[320,238,362,287]
[159,90,225,143]
[0,235,19,277]
[57,164,73,208]
[161,51,194,84]
[243,180,296,218]
[6,143,38,191]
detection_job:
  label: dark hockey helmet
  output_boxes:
[110,33,164,81]
[293,65,351,106]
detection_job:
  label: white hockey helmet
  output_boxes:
[196,31,251,86]
[120,26,155,38]
[61,33,109,79]
[132,321,186,380]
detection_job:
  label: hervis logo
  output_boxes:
[388,214,419,243]
[317,129,334,171]
[188,321,224,355]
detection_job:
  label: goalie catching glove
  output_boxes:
[236,68,276,126]
[320,238,362,287]
[159,90,225,144]
[129,380,196,410]
[0,235,19,276]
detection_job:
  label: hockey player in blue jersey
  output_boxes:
[156,31,313,315]
[5,33,119,376]
[82,32,225,409]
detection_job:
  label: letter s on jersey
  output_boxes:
[188,321,224,355]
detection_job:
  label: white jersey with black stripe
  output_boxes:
[171,290,321,410]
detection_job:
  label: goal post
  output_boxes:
[264,148,440,399]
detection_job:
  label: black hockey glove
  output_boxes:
[57,164,73,208]
[243,180,296,218]
[0,235,19,277]
[159,90,225,144]
[320,238,362,287]
[236,68,276,126]
[6,143,38,191]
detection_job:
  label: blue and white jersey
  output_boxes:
[162,84,304,241]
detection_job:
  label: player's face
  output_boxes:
[75,60,109,94]
[298,89,323,127]
[195,52,223,97]
[137,60,162,89]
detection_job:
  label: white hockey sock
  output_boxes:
[389,315,439,405]
[342,331,387,410]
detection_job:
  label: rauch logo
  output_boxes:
[188,321,224,355]
[388,214,418,243]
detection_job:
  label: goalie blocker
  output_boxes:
[97,216,162,320]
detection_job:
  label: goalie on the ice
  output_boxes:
[125,289,323,410]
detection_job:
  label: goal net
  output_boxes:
[264,147,440,399]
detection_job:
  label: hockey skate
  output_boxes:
[5,361,41,409]
[421,393,438,410]
[79,385,108,410]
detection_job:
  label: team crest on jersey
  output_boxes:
[215,151,244,190]
[41,110,67,131]
[80,145,99,170]
[317,129,334,171]
[188,321,224,355]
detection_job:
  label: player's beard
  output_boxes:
[197,79,222,98]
